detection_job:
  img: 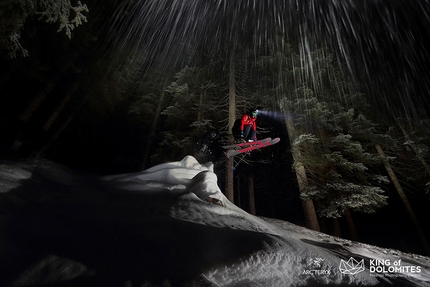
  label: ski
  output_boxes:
[222,137,271,149]
[225,137,280,157]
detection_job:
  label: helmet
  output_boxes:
[251,109,259,117]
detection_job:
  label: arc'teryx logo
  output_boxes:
[303,257,331,275]
[339,257,365,275]
[308,257,325,268]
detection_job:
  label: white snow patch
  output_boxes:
[1,156,429,287]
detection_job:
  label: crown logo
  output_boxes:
[339,257,365,275]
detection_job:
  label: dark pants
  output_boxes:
[243,125,257,141]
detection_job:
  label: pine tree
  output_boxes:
[1,0,89,58]
[152,65,223,163]
[289,97,389,217]
[261,41,391,233]
[351,112,430,254]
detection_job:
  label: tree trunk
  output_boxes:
[332,218,342,237]
[35,112,76,157]
[226,157,234,203]
[343,208,358,241]
[375,143,430,255]
[248,176,256,215]
[225,46,236,203]
[236,174,241,208]
[197,89,205,122]
[19,78,57,123]
[11,78,58,151]
[43,92,73,132]
[285,113,320,231]
[319,217,329,234]
[140,89,165,170]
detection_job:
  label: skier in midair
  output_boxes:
[240,108,258,142]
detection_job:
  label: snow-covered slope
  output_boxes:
[0,156,429,287]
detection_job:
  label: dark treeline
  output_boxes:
[1,0,430,256]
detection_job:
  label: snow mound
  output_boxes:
[0,156,429,287]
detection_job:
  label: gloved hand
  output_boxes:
[240,131,244,138]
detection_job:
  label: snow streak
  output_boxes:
[99,0,430,121]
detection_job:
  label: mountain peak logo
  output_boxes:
[339,257,365,275]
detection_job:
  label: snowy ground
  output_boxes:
[0,156,429,287]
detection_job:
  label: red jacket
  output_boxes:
[240,114,257,131]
